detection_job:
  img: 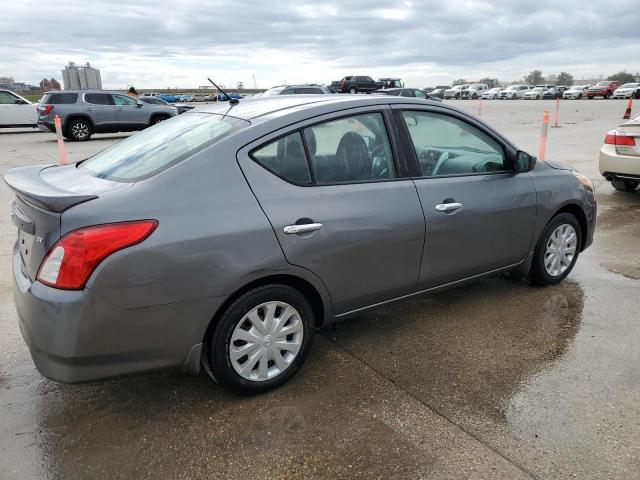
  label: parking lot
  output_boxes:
[0,99,638,479]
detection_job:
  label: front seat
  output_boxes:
[334,131,370,181]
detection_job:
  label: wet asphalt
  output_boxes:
[0,100,638,479]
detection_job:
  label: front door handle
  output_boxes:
[283,223,323,234]
[435,202,463,212]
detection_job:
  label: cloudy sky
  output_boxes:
[2,0,639,89]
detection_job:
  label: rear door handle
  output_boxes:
[435,202,463,212]
[283,223,323,234]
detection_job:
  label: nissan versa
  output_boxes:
[5,95,596,394]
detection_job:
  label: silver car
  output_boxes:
[37,90,178,141]
[6,95,596,394]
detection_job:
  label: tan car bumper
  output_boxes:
[599,144,640,178]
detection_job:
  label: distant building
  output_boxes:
[61,62,102,90]
[0,81,38,92]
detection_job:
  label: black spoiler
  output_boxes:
[3,165,98,213]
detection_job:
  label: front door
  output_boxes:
[0,91,35,126]
[238,109,425,314]
[395,107,537,289]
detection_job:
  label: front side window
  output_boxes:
[112,94,137,106]
[0,92,18,104]
[414,90,427,98]
[402,111,506,177]
[252,132,312,185]
[79,113,249,182]
[303,113,395,184]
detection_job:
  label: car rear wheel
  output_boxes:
[578,94,582,99]
[204,284,315,394]
[529,213,582,286]
[66,118,92,141]
[611,180,639,192]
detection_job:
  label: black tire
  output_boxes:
[604,93,609,99]
[472,93,478,99]
[150,114,170,125]
[66,118,92,141]
[529,213,582,286]
[349,87,357,94]
[611,180,639,192]
[204,284,315,394]
[578,94,582,99]
[587,96,592,100]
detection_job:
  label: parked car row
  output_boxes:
[327,76,404,94]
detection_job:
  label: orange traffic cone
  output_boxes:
[623,98,632,119]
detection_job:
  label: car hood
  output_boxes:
[545,160,573,171]
[615,88,634,92]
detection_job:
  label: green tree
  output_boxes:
[525,70,544,85]
[556,72,574,86]
[607,71,635,84]
[452,78,467,86]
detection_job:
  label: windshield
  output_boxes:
[531,87,545,92]
[261,87,287,96]
[596,82,609,86]
[79,112,249,182]
[620,83,637,89]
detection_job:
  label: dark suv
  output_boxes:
[329,76,378,94]
[37,90,178,141]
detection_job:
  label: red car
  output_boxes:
[587,81,619,99]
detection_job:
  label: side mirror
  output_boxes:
[514,150,536,172]
[136,101,143,108]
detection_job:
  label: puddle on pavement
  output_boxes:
[327,275,584,426]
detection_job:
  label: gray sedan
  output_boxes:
[5,95,596,394]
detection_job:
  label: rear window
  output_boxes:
[42,93,78,104]
[79,113,249,182]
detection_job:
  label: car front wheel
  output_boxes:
[530,213,582,286]
[349,87,357,94]
[204,284,315,394]
[611,180,639,192]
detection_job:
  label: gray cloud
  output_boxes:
[1,0,639,88]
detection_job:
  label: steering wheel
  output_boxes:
[431,151,449,176]
[370,144,390,177]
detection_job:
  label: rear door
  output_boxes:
[83,93,116,130]
[111,94,147,127]
[393,106,537,289]
[238,108,425,314]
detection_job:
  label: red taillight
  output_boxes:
[37,220,158,290]
[604,130,636,146]
[40,104,54,115]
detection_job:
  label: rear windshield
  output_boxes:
[42,93,78,104]
[79,112,249,182]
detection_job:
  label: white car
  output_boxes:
[563,85,589,100]
[482,87,503,99]
[523,87,549,100]
[498,85,530,99]
[0,89,38,128]
[599,113,640,192]
[612,83,640,99]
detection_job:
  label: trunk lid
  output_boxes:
[4,163,130,281]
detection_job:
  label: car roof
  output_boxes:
[197,95,452,122]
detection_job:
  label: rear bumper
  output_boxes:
[37,121,55,132]
[599,144,640,177]
[12,245,222,382]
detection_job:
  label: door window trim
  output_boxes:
[247,107,410,187]
[392,106,518,179]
